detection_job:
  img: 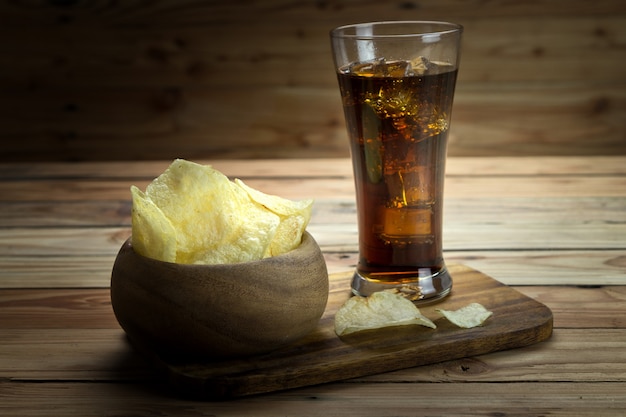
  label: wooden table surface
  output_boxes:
[1,156,625,415]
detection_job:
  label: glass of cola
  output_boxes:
[330,21,463,302]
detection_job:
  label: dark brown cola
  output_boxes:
[337,58,458,284]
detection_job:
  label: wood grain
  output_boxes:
[1,249,625,289]
[2,175,625,202]
[1,285,624,331]
[2,194,624,229]
[108,266,551,399]
[1,157,624,289]
[2,327,624,383]
[1,156,625,179]
[0,156,625,413]
[0,381,624,416]
[0,289,118,329]
[0,1,624,161]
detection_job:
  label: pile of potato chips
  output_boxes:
[130,159,313,265]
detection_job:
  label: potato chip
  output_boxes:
[234,179,313,256]
[436,303,493,328]
[335,291,436,336]
[193,183,280,264]
[234,178,313,216]
[130,159,312,265]
[144,159,241,262]
[131,185,177,263]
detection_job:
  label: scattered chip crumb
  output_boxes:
[436,303,493,328]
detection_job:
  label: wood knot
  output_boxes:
[532,46,545,57]
[606,255,626,268]
[316,1,343,10]
[146,47,171,64]
[445,358,491,376]
[398,2,418,10]
[594,27,608,37]
[150,87,184,113]
[590,97,610,116]
[186,61,209,78]
[49,0,79,6]
[64,103,79,113]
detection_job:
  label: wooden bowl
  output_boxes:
[110,232,328,359]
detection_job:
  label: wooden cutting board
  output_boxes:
[129,264,553,399]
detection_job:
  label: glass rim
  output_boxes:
[330,20,463,39]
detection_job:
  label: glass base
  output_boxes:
[351,266,452,304]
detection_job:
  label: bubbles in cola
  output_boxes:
[338,56,458,283]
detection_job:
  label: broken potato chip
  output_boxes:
[234,178,313,257]
[130,159,313,265]
[436,303,493,328]
[334,291,436,336]
[130,185,177,263]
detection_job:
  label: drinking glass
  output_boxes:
[330,21,462,302]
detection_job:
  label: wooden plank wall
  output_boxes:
[0,0,624,162]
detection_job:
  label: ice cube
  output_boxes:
[410,57,455,76]
[350,58,412,77]
[409,56,435,75]
[381,60,412,77]
[349,58,382,77]
[383,162,434,208]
